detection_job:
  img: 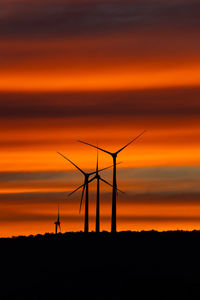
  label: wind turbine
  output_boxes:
[88,149,123,233]
[57,152,113,233]
[78,131,146,233]
[54,203,61,234]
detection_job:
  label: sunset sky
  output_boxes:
[0,0,200,237]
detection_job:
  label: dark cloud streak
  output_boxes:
[1,213,200,223]
[1,166,200,183]
[0,0,200,39]
[0,88,200,119]
[1,191,200,205]
[0,170,73,182]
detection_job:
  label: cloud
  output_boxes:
[119,192,200,204]
[120,166,200,180]
[1,213,200,223]
[0,170,74,182]
[0,87,200,120]
[1,165,199,185]
[0,191,68,203]
[1,191,200,206]
[0,0,200,39]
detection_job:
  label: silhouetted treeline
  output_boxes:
[1,231,200,300]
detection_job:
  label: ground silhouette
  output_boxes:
[1,230,200,299]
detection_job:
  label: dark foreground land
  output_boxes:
[1,231,200,299]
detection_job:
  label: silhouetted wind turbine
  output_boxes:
[54,203,61,234]
[58,152,113,233]
[88,149,123,233]
[78,131,146,233]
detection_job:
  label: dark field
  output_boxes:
[1,231,200,299]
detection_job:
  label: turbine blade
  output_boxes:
[88,176,96,183]
[98,162,122,173]
[100,177,125,194]
[78,140,112,155]
[98,164,113,173]
[88,162,122,176]
[57,152,85,175]
[96,146,99,173]
[79,184,86,214]
[116,130,146,154]
[68,183,85,196]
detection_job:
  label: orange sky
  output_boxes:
[1,32,200,91]
[0,0,200,237]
